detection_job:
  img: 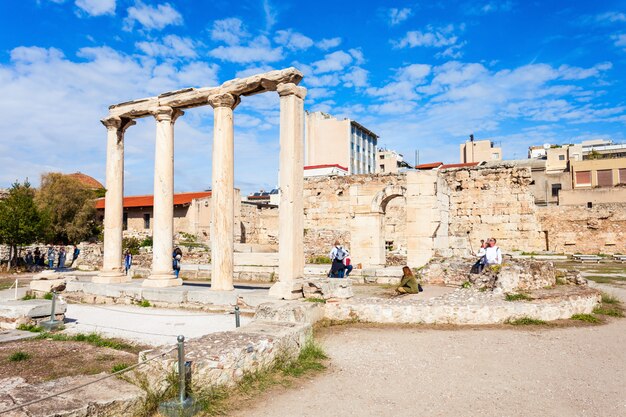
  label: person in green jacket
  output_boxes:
[396,266,420,294]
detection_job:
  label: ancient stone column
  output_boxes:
[94,116,135,284]
[143,107,184,288]
[269,83,307,299]
[208,93,239,291]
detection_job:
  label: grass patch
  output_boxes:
[36,332,135,351]
[571,314,601,323]
[601,293,621,305]
[137,299,151,308]
[461,281,472,289]
[16,324,43,333]
[42,292,54,300]
[506,317,547,326]
[505,293,532,301]
[304,297,327,304]
[592,306,624,317]
[8,351,31,362]
[308,255,332,264]
[585,275,616,284]
[111,363,131,373]
[21,294,36,301]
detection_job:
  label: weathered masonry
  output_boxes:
[97,68,306,299]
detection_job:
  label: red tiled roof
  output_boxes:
[304,164,349,171]
[440,162,480,169]
[415,162,443,170]
[67,172,104,189]
[95,191,211,209]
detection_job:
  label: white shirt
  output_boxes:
[329,246,349,261]
[484,246,502,265]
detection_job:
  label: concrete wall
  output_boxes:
[559,187,626,206]
[460,139,502,163]
[571,157,626,187]
[305,112,350,171]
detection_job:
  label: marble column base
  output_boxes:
[269,279,304,300]
[93,272,131,284]
[142,274,183,288]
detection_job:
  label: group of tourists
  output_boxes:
[23,245,80,272]
[472,237,502,273]
[123,247,183,277]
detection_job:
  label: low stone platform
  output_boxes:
[0,299,67,330]
[0,374,144,416]
[63,279,274,312]
[324,286,601,325]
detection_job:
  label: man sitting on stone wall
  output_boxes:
[484,238,502,266]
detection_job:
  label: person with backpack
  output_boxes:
[47,246,56,269]
[173,247,183,278]
[124,250,133,275]
[329,241,347,278]
[69,245,80,267]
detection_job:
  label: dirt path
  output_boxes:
[230,321,626,417]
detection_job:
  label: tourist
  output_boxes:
[329,241,347,278]
[34,247,41,267]
[344,250,353,277]
[69,245,80,267]
[472,240,487,274]
[173,247,183,278]
[396,266,422,294]
[25,250,34,271]
[124,250,133,275]
[484,238,502,266]
[47,246,56,269]
[58,247,66,269]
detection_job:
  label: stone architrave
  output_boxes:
[143,107,184,288]
[94,116,135,284]
[269,83,307,299]
[208,93,239,291]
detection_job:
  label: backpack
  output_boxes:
[335,248,345,261]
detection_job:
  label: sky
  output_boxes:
[1,0,625,195]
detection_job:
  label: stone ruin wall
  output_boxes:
[439,166,545,256]
[537,203,626,254]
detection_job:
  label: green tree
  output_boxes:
[0,181,47,270]
[35,173,100,244]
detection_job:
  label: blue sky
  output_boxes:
[1,0,625,195]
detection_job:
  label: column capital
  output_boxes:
[277,83,307,100]
[150,106,184,123]
[101,116,136,132]
[207,92,240,109]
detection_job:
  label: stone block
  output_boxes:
[29,279,67,293]
[142,287,187,304]
[302,278,354,299]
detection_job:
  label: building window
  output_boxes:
[123,213,128,230]
[143,213,150,229]
[492,153,499,159]
[597,169,613,187]
[575,171,591,187]
[558,155,565,161]
[385,241,394,251]
[379,154,384,160]
[551,183,562,197]
[379,164,385,172]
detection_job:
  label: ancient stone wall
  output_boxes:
[537,203,626,254]
[440,165,544,256]
[240,204,279,246]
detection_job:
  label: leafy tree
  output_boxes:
[35,173,100,244]
[0,181,47,270]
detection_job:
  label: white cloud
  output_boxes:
[366,64,430,100]
[136,35,198,59]
[311,50,352,73]
[274,29,314,51]
[395,24,460,49]
[613,34,626,50]
[348,48,365,65]
[210,36,283,63]
[342,67,369,88]
[210,18,249,46]
[388,7,411,25]
[124,1,183,31]
[75,0,115,16]
[263,0,278,30]
[316,37,342,50]
[468,1,513,15]
[307,88,335,100]
[557,62,612,80]
[235,65,275,78]
[596,11,626,23]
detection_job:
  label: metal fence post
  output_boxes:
[234,306,241,328]
[159,335,200,417]
[177,335,186,404]
[41,290,62,331]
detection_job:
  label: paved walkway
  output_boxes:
[63,304,251,346]
[231,284,626,417]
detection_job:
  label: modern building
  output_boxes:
[245,189,280,206]
[303,164,349,178]
[95,191,241,239]
[460,137,502,163]
[305,111,379,175]
[376,149,412,173]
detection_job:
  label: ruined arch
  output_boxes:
[371,185,407,214]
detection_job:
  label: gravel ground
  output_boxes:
[230,286,626,417]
